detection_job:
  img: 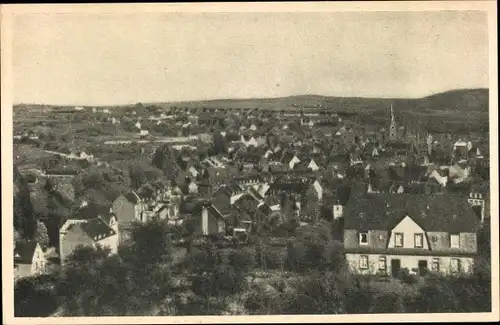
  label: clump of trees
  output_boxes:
[14,218,492,316]
[15,219,176,317]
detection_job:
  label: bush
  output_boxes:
[370,292,406,313]
[245,285,285,315]
[15,276,58,317]
[397,268,418,285]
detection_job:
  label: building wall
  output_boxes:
[333,204,343,219]
[96,234,119,255]
[112,196,137,225]
[16,264,32,279]
[60,227,94,265]
[346,253,474,276]
[387,216,430,249]
[30,244,47,275]
[158,207,168,220]
[313,181,323,201]
[201,207,223,235]
[202,207,209,235]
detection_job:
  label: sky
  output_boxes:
[12,10,489,106]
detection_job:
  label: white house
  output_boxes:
[59,217,119,266]
[14,242,47,280]
[308,159,320,171]
[289,155,301,169]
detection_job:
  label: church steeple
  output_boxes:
[389,104,397,139]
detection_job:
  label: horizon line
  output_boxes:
[13,87,489,108]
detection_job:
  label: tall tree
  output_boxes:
[34,220,50,248]
[13,165,37,239]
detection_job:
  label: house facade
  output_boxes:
[59,217,119,266]
[14,241,47,280]
[112,191,144,235]
[195,204,227,236]
[344,194,478,276]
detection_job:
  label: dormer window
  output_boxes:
[450,234,460,248]
[359,232,369,245]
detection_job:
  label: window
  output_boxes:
[414,233,424,248]
[379,256,387,270]
[431,258,440,272]
[450,258,461,273]
[359,255,369,269]
[359,232,369,245]
[450,234,460,248]
[394,233,404,247]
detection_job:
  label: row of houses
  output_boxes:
[16,163,482,276]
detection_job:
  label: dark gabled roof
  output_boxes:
[211,193,233,216]
[248,155,263,164]
[264,194,280,206]
[201,167,229,182]
[405,165,428,182]
[123,191,141,204]
[257,203,273,216]
[385,140,413,150]
[344,193,479,233]
[234,193,260,213]
[80,217,116,241]
[280,151,296,164]
[73,202,111,220]
[206,204,227,220]
[180,196,205,215]
[234,173,263,183]
[14,241,39,264]
[270,182,311,194]
[268,163,288,172]
[293,159,310,170]
[137,185,155,199]
[387,166,413,181]
[227,182,244,194]
[469,179,490,197]
[99,213,116,225]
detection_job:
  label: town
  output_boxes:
[13,89,492,316]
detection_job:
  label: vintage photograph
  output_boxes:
[2,2,498,323]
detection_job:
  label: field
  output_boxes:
[13,88,489,137]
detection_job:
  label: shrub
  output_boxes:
[15,276,58,317]
[370,292,406,313]
[398,268,418,285]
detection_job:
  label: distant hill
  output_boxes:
[148,88,489,113]
[415,88,489,112]
[14,88,489,113]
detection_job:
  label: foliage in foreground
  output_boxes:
[14,220,492,316]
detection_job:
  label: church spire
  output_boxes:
[389,104,397,139]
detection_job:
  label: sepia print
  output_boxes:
[1,2,498,324]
